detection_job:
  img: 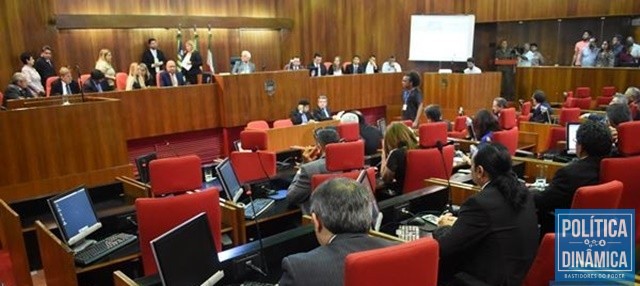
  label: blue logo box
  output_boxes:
[555,209,635,283]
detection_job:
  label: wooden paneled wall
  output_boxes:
[0,0,638,90]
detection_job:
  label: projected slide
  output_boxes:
[409,15,476,62]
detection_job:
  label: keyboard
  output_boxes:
[244,198,275,219]
[74,233,138,265]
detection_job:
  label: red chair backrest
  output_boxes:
[630,103,638,120]
[546,126,566,152]
[79,74,91,88]
[156,72,162,87]
[149,155,202,196]
[571,180,623,209]
[325,141,365,172]
[337,123,361,142]
[418,122,447,148]
[499,108,517,130]
[230,129,275,184]
[453,116,467,132]
[596,96,613,106]
[115,72,128,91]
[522,233,555,286]
[273,119,293,128]
[617,121,640,156]
[246,120,269,130]
[404,145,454,193]
[342,61,351,71]
[492,127,519,156]
[323,62,332,70]
[45,76,59,97]
[0,92,3,107]
[566,97,591,110]
[239,130,268,151]
[601,156,640,243]
[575,87,591,98]
[558,108,581,126]
[602,86,615,97]
[311,170,361,192]
[135,189,222,276]
[521,101,532,116]
[344,238,439,286]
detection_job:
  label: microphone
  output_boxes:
[76,65,85,103]
[541,106,552,124]
[436,140,455,214]
[245,188,269,276]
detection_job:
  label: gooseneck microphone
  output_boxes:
[245,188,269,277]
[436,140,454,214]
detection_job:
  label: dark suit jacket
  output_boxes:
[183,51,203,76]
[279,233,396,286]
[159,72,186,87]
[290,110,314,125]
[3,84,33,106]
[434,183,538,285]
[312,107,332,121]
[344,63,364,74]
[534,156,602,233]
[530,102,552,123]
[34,57,56,87]
[286,158,327,214]
[50,79,81,96]
[327,66,343,75]
[140,49,166,77]
[83,80,112,93]
[307,63,327,77]
[361,125,383,156]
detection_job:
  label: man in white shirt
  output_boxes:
[518,43,533,67]
[626,36,640,61]
[381,56,402,73]
[365,55,378,74]
[464,57,482,74]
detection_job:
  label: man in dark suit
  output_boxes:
[286,128,340,214]
[307,53,327,77]
[530,90,553,123]
[3,72,33,107]
[34,45,55,87]
[83,69,112,93]
[159,60,186,87]
[535,120,612,234]
[50,67,81,96]
[434,143,538,285]
[312,95,333,121]
[401,71,424,128]
[280,178,396,286]
[290,99,315,125]
[344,55,365,74]
[140,38,166,86]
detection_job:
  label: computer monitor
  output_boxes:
[214,158,243,203]
[566,123,580,155]
[151,212,223,286]
[47,186,102,251]
[135,152,157,183]
[356,170,382,231]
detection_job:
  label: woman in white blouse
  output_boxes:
[95,48,116,89]
[20,52,44,96]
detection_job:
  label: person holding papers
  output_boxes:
[141,38,166,86]
[181,40,202,85]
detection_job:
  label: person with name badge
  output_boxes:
[400,71,423,128]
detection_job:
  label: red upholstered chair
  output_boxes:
[575,87,591,98]
[272,119,293,128]
[492,127,519,156]
[601,86,615,97]
[310,141,366,191]
[447,116,468,139]
[230,130,276,184]
[561,91,574,108]
[337,123,360,142]
[344,238,439,286]
[45,76,59,97]
[571,180,623,209]
[630,103,638,120]
[149,155,202,196]
[616,121,640,157]
[522,233,555,286]
[79,74,91,88]
[155,72,162,87]
[518,102,532,123]
[0,92,3,108]
[499,107,517,130]
[394,120,413,128]
[115,72,128,91]
[135,189,222,275]
[0,200,31,286]
[323,62,332,71]
[566,97,591,110]
[246,120,269,130]
[342,61,351,71]
[404,122,454,193]
[546,126,566,152]
[558,108,581,126]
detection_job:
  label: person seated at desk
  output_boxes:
[307,53,327,77]
[424,104,452,131]
[434,143,538,286]
[284,56,304,71]
[3,72,33,107]
[530,90,553,123]
[279,178,396,286]
[463,57,482,74]
[312,95,334,121]
[365,54,378,74]
[83,69,111,93]
[286,128,340,214]
[534,120,612,234]
[290,99,315,125]
[381,55,402,73]
[340,111,382,156]
[491,97,507,119]
[327,56,343,76]
[231,50,256,74]
[344,55,364,74]
[50,67,81,96]
[380,122,418,195]
[159,60,185,87]
[473,109,500,143]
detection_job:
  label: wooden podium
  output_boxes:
[494,59,518,67]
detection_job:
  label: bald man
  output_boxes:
[159,60,185,87]
[231,50,256,74]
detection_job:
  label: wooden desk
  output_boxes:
[425,178,480,206]
[265,120,339,152]
[423,72,502,120]
[519,121,562,154]
[512,157,567,184]
[516,67,640,103]
[0,97,132,203]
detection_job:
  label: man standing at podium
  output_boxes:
[495,39,515,100]
[401,71,423,128]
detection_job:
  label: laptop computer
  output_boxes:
[565,122,580,155]
[356,170,382,231]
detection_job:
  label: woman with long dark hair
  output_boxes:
[434,143,538,285]
[472,109,500,142]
